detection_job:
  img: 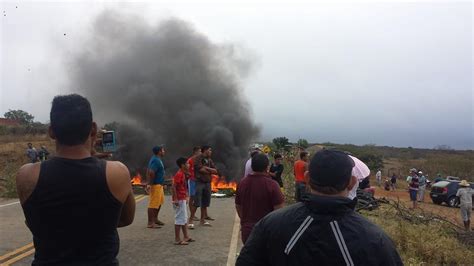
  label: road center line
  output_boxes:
[0,194,147,263]
[1,247,35,266]
[0,243,33,262]
[136,195,148,203]
[226,212,240,266]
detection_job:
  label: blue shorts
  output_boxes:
[409,189,418,201]
[188,179,196,197]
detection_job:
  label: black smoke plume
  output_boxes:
[69,11,260,178]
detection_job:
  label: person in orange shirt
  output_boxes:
[294,151,309,201]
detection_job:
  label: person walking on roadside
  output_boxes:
[16,94,135,265]
[269,154,284,190]
[235,153,284,244]
[26,143,38,163]
[187,146,201,229]
[146,146,166,228]
[237,149,402,265]
[294,151,309,202]
[172,157,195,245]
[417,171,427,202]
[408,170,419,209]
[376,169,382,187]
[194,145,218,226]
[456,180,473,231]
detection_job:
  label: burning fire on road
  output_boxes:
[211,174,237,193]
[131,173,143,185]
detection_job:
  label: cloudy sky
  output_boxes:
[1,0,472,149]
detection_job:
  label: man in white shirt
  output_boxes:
[375,170,382,187]
[244,149,260,178]
[456,180,473,231]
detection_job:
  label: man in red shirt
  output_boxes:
[187,146,201,228]
[294,151,309,202]
[172,157,194,245]
[235,153,284,244]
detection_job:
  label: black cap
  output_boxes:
[309,150,355,189]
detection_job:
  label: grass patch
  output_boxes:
[0,163,18,198]
[362,203,474,265]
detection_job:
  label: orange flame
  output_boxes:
[131,173,143,185]
[211,174,237,192]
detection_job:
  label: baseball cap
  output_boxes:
[309,150,355,189]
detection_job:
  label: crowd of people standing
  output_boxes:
[144,144,218,245]
[26,142,49,163]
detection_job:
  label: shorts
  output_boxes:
[194,181,211,208]
[188,179,196,197]
[173,200,188,225]
[460,205,472,222]
[148,184,164,209]
[409,189,418,201]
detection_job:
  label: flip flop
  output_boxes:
[205,217,215,221]
[155,220,165,226]
[184,238,196,242]
[147,225,161,229]
[192,217,200,221]
[200,222,212,227]
[174,241,189,245]
[188,224,195,230]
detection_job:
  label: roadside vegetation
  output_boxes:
[364,204,474,264]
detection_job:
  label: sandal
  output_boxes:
[155,220,165,226]
[192,217,200,221]
[174,240,189,245]
[184,238,196,242]
[205,216,215,221]
[147,225,161,229]
[200,221,212,227]
[188,223,195,230]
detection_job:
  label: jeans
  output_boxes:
[295,182,306,202]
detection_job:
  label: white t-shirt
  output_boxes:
[376,171,382,180]
[456,187,473,207]
[244,158,253,177]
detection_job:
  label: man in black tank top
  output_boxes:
[16,94,136,265]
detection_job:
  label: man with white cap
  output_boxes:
[347,155,370,202]
[456,180,473,231]
[417,171,427,202]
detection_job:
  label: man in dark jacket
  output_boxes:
[237,149,402,266]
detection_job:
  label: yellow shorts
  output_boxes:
[148,184,164,209]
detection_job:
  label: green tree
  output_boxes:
[272,137,290,150]
[297,138,309,148]
[3,109,34,125]
[358,153,384,170]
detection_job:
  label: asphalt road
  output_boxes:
[0,195,242,266]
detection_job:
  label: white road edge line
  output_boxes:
[0,201,20,208]
[226,212,240,266]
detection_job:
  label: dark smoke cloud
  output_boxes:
[69,10,260,178]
